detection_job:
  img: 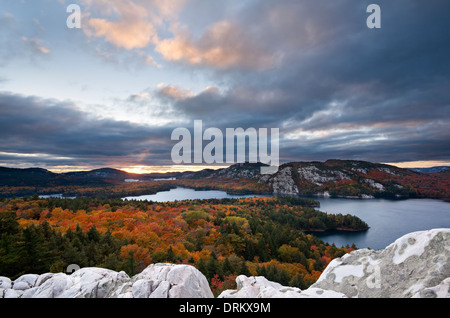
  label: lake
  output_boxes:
[312,197,450,250]
[122,187,450,251]
[122,187,265,202]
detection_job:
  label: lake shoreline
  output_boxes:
[304,226,370,234]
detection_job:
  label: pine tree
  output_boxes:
[256,237,270,262]
[197,258,207,277]
[256,265,267,277]
[0,211,20,235]
[276,268,291,286]
[22,226,46,273]
[222,257,234,276]
[238,260,251,277]
[167,246,176,262]
[87,226,101,243]
[290,274,308,290]
[244,238,256,261]
[206,252,222,281]
[127,250,136,276]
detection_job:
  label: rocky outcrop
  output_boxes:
[218,275,347,298]
[1,229,449,298]
[298,165,352,186]
[111,263,213,298]
[310,228,450,298]
[219,228,450,298]
[0,263,213,298]
[269,166,299,195]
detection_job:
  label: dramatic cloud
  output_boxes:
[1,0,449,170]
[0,92,176,168]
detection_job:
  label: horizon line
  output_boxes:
[1,160,449,174]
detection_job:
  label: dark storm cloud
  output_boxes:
[157,0,450,163]
[0,92,176,167]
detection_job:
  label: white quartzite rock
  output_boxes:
[310,228,450,298]
[270,167,299,195]
[218,275,346,298]
[110,263,214,298]
[0,263,213,298]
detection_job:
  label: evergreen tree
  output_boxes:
[256,237,270,262]
[22,226,46,273]
[222,257,234,276]
[276,268,291,286]
[238,260,251,277]
[87,226,101,243]
[127,250,136,276]
[244,238,256,261]
[167,246,176,263]
[290,274,308,290]
[256,265,267,277]
[0,211,20,235]
[197,258,207,277]
[74,224,86,244]
[206,252,222,281]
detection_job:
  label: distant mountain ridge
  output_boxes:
[408,166,450,173]
[0,167,178,187]
[0,160,449,199]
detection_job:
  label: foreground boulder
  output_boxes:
[219,228,450,298]
[0,263,213,298]
[310,228,450,298]
[110,263,214,298]
[218,275,347,298]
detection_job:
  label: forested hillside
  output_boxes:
[0,196,366,295]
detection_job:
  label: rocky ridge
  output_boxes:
[177,160,440,198]
[267,160,413,198]
[1,229,448,298]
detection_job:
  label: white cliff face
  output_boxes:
[298,166,351,186]
[363,178,385,191]
[270,167,299,194]
[1,229,449,298]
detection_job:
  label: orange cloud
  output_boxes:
[83,0,158,50]
[86,18,156,50]
[155,20,276,70]
[158,84,194,100]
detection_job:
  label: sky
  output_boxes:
[0,0,449,173]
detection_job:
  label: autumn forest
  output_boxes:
[0,195,367,296]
